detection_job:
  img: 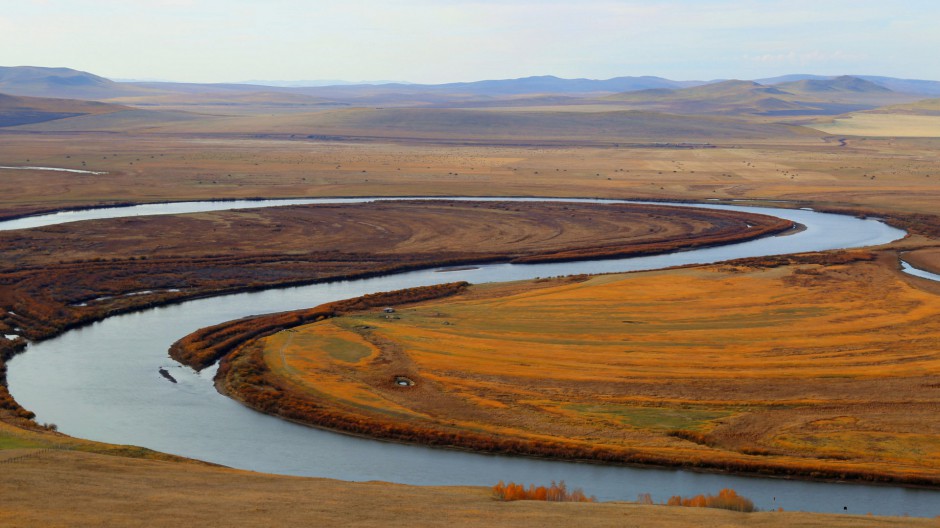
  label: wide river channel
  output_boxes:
[6,197,939,516]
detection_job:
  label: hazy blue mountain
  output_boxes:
[2,66,939,104]
[774,75,893,94]
[854,75,940,96]
[0,66,152,99]
[759,74,940,96]
[756,74,833,84]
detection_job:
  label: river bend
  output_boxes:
[8,197,938,516]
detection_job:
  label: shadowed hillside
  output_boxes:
[0,66,157,99]
[0,93,128,127]
[774,75,892,95]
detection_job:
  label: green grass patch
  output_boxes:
[0,431,46,450]
[566,404,733,431]
[319,336,372,363]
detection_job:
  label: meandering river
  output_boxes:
[8,197,939,516]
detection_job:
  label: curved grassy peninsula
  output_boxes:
[174,249,940,487]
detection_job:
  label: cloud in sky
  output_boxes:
[2,0,938,83]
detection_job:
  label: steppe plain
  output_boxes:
[2,69,940,525]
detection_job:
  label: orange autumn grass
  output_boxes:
[236,250,940,484]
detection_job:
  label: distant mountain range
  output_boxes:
[2,66,939,132]
[0,67,701,101]
[6,66,937,104]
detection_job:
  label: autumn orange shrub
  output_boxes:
[665,488,757,512]
[492,481,595,502]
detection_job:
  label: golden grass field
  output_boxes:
[251,251,940,484]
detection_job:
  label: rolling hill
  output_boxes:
[774,75,892,94]
[758,74,940,96]
[0,66,159,99]
[132,106,822,142]
[0,92,129,127]
[865,98,940,116]
[602,77,920,116]
[603,80,818,115]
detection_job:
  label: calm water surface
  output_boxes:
[902,260,940,282]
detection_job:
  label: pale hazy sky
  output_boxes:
[3,0,938,83]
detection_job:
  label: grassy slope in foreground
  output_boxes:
[216,250,940,485]
[2,450,930,528]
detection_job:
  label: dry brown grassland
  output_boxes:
[1,133,939,222]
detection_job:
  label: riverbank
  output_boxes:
[904,248,940,275]
[1,449,931,527]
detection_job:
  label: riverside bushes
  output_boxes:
[666,488,757,512]
[637,488,757,512]
[492,480,595,502]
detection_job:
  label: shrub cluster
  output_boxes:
[492,480,595,502]
[666,488,757,512]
